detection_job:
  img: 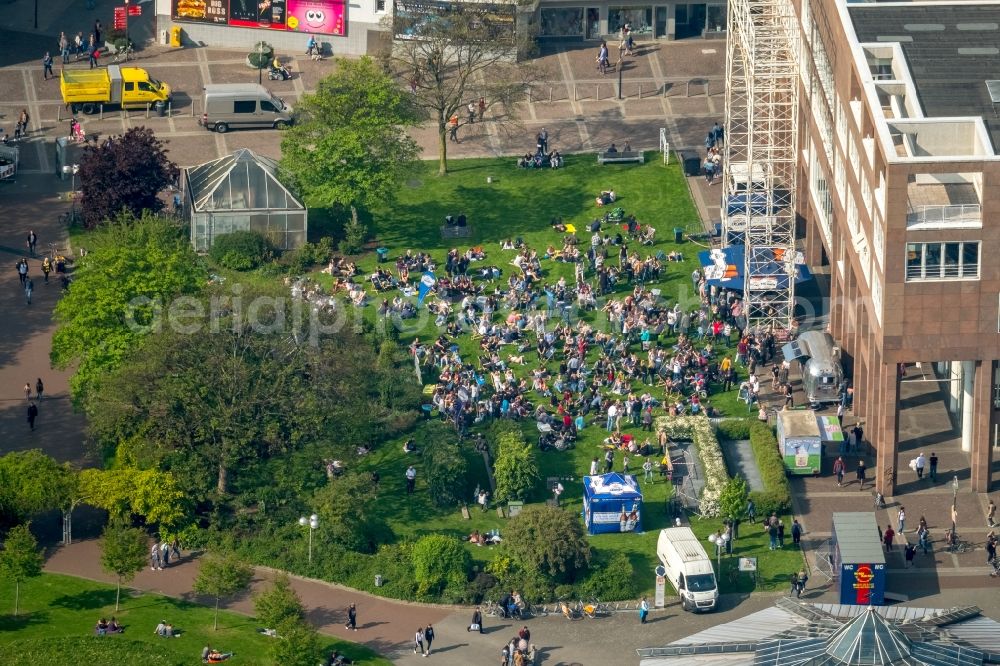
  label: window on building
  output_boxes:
[376,0,386,12]
[905,241,980,281]
[608,7,653,35]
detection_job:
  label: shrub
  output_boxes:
[493,429,540,503]
[282,237,334,274]
[271,618,323,666]
[718,475,750,522]
[248,42,274,69]
[749,422,792,514]
[339,206,368,255]
[581,552,637,601]
[209,230,273,271]
[715,418,751,441]
[411,534,471,598]
[502,505,590,583]
[254,574,305,631]
[314,473,393,553]
[425,438,469,508]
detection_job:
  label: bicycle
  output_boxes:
[482,599,503,618]
[111,42,134,63]
[582,598,609,618]
[558,599,583,620]
[872,489,886,510]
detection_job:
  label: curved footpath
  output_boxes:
[44,539,781,665]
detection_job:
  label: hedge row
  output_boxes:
[748,421,792,515]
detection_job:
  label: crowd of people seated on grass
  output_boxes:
[288,277,338,312]
[321,257,359,277]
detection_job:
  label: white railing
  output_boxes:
[906,204,981,228]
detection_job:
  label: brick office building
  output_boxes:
[793,0,1000,493]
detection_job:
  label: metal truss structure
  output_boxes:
[722,0,800,334]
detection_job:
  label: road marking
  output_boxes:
[701,49,717,54]
[21,68,49,174]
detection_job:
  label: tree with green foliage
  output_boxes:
[424,438,469,508]
[50,213,205,403]
[192,554,253,630]
[381,7,537,175]
[314,474,391,554]
[718,476,750,533]
[492,429,540,503]
[271,617,323,666]
[78,127,179,229]
[0,450,76,527]
[0,524,43,616]
[411,534,470,598]
[79,468,187,529]
[86,291,408,500]
[581,551,637,601]
[253,574,304,632]
[99,523,148,611]
[280,56,420,211]
[502,505,590,583]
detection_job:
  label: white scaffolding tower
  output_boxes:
[722,0,800,334]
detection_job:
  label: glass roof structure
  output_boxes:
[186,148,303,213]
[638,601,1000,666]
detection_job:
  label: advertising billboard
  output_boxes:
[839,562,886,606]
[172,0,345,35]
[172,0,230,24]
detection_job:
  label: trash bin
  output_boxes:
[673,227,684,243]
[154,101,166,117]
[170,26,182,48]
[374,574,383,587]
[376,247,389,263]
[159,29,168,46]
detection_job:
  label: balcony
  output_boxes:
[906,204,982,229]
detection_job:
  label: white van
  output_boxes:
[200,84,293,133]
[656,527,718,612]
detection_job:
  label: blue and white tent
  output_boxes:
[582,472,643,535]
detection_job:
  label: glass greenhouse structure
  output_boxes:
[184,148,307,252]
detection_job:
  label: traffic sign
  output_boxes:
[654,575,666,608]
[113,6,126,30]
[128,4,142,16]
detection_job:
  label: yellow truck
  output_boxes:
[60,65,171,115]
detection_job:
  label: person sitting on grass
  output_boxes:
[203,646,234,663]
[96,618,109,635]
[108,617,123,634]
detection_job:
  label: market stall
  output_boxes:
[582,472,643,535]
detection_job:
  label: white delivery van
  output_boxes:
[656,527,719,612]
[200,84,293,133]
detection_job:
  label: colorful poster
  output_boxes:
[173,0,230,24]
[229,0,287,29]
[286,0,346,36]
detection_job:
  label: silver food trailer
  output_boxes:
[781,330,845,405]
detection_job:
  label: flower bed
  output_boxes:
[657,415,729,517]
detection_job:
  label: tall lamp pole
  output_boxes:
[299,514,319,565]
[257,42,265,86]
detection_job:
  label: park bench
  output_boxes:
[441,225,472,239]
[597,151,645,165]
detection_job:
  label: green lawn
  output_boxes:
[300,155,803,596]
[0,573,390,666]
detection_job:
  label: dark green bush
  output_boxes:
[412,534,471,598]
[748,422,791,514]
[283,238,335,274]
[247,42,274,69]
[425,438,469,508]
[716,418,751,441]
[209,230,273,271]
[581,552,637,601]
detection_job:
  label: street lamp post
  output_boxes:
[257,42,266,86]
[299,514,318,565]
[708,531,730,584]
[62,164,79,218]
[952,475,960,503]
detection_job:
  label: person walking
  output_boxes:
[622,452,630,474]
[788,572,798,597]
[746,498,757,524]
[413,627,425,656]
[883,525,895,551]
[27,230,37,255]
[918,524,930,555]
[17,258,27,286]
[915,452,926,480]
[988,499,997,528]
[929,452,938,482]
[987,531,997,565]
[41,257,51,284]
[24,277,33,305]
[467,100,476,125]
[897,507,906,533]
[857,460,867,491]
[42,52,54,80]
[161,540,170,567]
[88,36,98,69]
[590,457,599,476]
[795,569,808,598]
[833,456,845,487]
[768,520,779,551]
[537,128,548,153]
[423,624,435,656]
[777,519,785,548]
[345,603,357,631]
[59,32,70,64]
[405,465,416,494]
[469,606,483,633]
[35,378,44,401]
[448,114,459,143]
[150,542,162,570]
[604,449,614,474]
[638,596,649,624]
[23,381,31,400]
[26,402,38,431]
[791,519,802,547]
[478,97,486,122]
